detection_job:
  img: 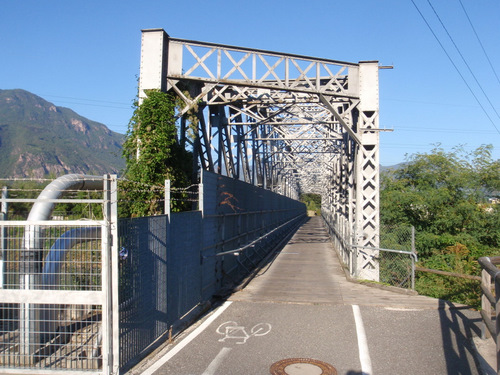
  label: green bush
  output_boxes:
[381,145,499,307]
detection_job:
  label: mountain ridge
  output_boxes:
[0,89,125,178]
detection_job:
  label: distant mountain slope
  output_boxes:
[0,89,125,178]
[380,162,407,172]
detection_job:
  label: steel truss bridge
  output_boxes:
[139,29,381,280]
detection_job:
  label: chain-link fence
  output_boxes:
[379,225,416,289]
[380,225,414,252]
[348,225,417,290]
[353,247,417,289]
[379,249,416,289]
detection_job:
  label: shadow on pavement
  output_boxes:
[439,299,487,374]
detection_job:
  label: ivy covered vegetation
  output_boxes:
[381,145,499,307]
[121,90,193,217]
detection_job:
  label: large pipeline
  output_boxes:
[27,174,103,221]
[25,174,103,264]
[22,174,104,351]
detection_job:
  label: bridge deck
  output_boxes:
[231,216,455,308]
[131,216,494,375]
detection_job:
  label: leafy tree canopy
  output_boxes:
[381,145,499,257]
[121,90,193,217]
[381,145,499,307]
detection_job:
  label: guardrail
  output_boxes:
[415,266,481,282]
[351,245,417,290]
[478,256,500,373]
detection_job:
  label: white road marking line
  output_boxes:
[141,301,233,375]
[201,347,232,375]
[352,304,373,375]
[385,307,422,312]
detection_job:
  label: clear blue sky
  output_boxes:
[2,0,499,166]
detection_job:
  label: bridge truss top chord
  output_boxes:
[138,29,381,280]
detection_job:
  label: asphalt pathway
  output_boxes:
[131,216,488,375]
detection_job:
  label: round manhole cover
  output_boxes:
[270,358,337,375]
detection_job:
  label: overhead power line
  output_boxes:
[40,93,131,107]
[395,126,497,134]
[52,100,132,110]
[409,0,500,135]
[458,0,500,87]
[426,0,500,122]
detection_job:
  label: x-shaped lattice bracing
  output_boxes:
[140,30,380,280]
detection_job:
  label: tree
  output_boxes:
[121,90,193,217]
[381,145,499,242]
[380,145,499,306]
[300,193,321,215]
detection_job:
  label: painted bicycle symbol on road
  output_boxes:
[216,321,272,344]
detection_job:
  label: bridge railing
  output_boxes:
[477,256,500,373]
[116,170,305,373]
[204,210,305,294]
[357,225,417,290]
[351,246,417,290]
[321,209,352,272]
[322,209,417,290]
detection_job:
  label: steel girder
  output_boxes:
[138,29,380,280]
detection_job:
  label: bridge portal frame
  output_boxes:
[138,29,380,280]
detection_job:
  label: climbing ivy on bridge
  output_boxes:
[121,90,193,217]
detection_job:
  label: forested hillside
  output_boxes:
[381,145,500,307]
[0,89,125,177]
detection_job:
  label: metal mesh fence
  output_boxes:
[0,174,306,374]
[350,247,417,290]
[379,250,415,289]
[116,172,306,371]
[1,224,102,290]
[380,225,416,289]
[380,225,414,252]
[353,225,416,289]
[118,215,169,370]
[0,221,105,372]
[0,303,102,369]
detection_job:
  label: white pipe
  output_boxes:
[25,174,103,255]
[28,174,103,222]
[22,174,104,353]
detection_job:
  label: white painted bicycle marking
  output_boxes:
[216,321,272,344]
